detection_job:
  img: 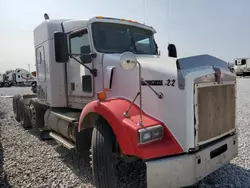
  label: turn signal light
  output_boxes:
[97,91,106,101]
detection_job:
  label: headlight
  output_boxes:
[138,125,164,144]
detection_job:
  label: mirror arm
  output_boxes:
[69,54,97,77]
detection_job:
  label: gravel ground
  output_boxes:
[0,80,249,188]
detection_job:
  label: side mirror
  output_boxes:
[54,32,69,63]
[120,51,137,70]
[168,43,177,58]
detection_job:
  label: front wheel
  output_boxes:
[90,123,117,188]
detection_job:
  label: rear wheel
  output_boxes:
[29,99,46,129]
[90,122,117,188]
[13,94,21,122]
[18,97,32,129]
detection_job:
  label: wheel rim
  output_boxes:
[29,104,36,127]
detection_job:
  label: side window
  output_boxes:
[135,38,151,54]
[241,59,246,65]
[39,52,42,64]
[70,29,91,54]
[36,46,46,82]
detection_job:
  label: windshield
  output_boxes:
[91,22,157,55]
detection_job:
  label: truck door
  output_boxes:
[67,28,94,101]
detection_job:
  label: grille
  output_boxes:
[196,84,236,144]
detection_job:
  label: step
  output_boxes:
[49,132,76,150]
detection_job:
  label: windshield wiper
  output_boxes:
[127,28,137,53]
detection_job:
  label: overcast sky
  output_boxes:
[0,0,249,72]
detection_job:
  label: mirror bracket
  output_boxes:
[69,54,97,77]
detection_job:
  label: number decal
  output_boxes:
[165,79,175,87]
[171,79,175,86]
[166,79,171,86]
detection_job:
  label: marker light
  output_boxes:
[97,91,106,101]
[138,125,164,144]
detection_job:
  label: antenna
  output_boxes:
[167,0,171,45]
[44,13,50,20]
[143,0,146,24]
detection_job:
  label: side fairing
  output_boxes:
[34,21,67,107]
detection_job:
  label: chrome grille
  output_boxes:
[195,83,236,144]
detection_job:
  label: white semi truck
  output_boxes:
[6,68,36,87]
[12,14,238,188]
[234,58,250,76]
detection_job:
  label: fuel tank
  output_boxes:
[44,109,80,142]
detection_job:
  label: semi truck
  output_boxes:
[234,57,250,76]
[12,14,238,188]
[6,68,36,87]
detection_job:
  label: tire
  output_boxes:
[18,97,32,129]
[91,123,117,188]
[29,98,46,129]
[13,94,21,122]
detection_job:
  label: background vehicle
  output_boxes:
[234,58,250,76]
[12,14,238,188]
[0,73,7,87]
[6,68,36,87]
[30,71,37,93]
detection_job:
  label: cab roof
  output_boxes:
[34,16,156,46]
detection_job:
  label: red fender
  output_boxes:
[78,98,183,160]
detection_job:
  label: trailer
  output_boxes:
[12,14,238,188]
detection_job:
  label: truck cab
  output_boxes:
[12,15,238,188]
[234,58,250,76]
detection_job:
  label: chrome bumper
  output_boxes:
[146,134,238,188]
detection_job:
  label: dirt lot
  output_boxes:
[0,81,249,188]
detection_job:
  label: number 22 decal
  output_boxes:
[165,79,175,86]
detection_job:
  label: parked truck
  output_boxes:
[12,14,238,188]
[30,71,37,93]
[0,73,7,87]
[234,57,250,76]
[6,68,36,87]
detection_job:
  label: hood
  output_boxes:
[101,53,235,151]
